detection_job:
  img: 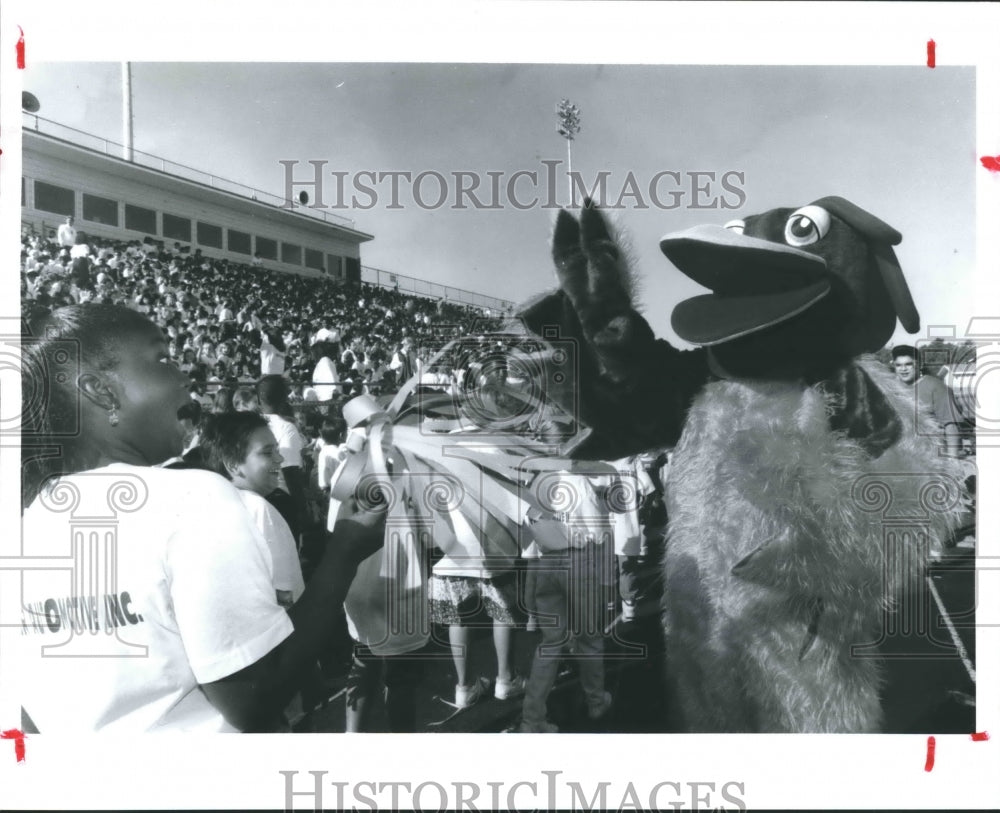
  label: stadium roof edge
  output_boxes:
[23,126,374,244]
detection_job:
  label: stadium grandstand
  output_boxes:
[21,114,522,440]
[21,114,514,314]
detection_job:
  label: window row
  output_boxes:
[29,179,344,274]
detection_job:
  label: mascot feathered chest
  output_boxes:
[665,360,965,732]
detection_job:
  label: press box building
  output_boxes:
[20,119,372,282]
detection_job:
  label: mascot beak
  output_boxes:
[661,224,831,346]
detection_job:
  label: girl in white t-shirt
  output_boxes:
[16,303,384,733]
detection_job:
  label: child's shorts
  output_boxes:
[429,572,520,625]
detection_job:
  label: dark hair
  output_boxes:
[211,386,235,414]
[891,344,918,362]
[256,374,289,408]
[177,399,203,424]
[320,418,346,445]
[20,303,155,508]
[263,328,285,353]
[200,411,269,479]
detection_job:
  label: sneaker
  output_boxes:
[455,676,490,709]
[518,719,559,733]
[587,691,613,720]
[494,674,526,701]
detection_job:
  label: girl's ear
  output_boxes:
[77,372,119,412]
[224,459,243,481]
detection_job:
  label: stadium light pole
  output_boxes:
[122,62,134,162]
[556,99,581,207]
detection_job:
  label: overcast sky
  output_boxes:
[23,62,975,347]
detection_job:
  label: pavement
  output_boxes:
[293,536,977,734]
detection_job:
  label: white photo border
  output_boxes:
[1,1,997,810]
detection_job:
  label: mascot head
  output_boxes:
[661,196,920,380]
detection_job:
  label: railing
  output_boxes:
[361,266,515,313]
[22,112,358,231]
[202,378,397,400]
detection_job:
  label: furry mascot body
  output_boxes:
[519,198,968,732]
[665,361,965,732]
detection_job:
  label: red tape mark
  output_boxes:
[927,39,936,68]
[982,156,1000,173]
[924,735,936,771]
[16,26,25,70]
[1,729,26,763]
[971,731,990,742]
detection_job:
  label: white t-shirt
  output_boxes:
[311,357,340,401]
[264,413,304,491]
[312,327,340,345]
[12,464,293,733]
[236,490,305,606]
[57,223,77,247]
[525,471,613,553]
[609,457,656,556]
[260,339,285,375]
[316,442,345,492]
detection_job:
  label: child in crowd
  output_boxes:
[610,450,669,622]
[201,411,305,607]
[315,418,349,497]
[335,487,429,733]
[429,513,525,707]
[519,468,616,733]
[321,416,431,732]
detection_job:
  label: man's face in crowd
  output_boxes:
[893,355,917,385]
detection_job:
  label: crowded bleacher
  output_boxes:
[20,224,504,404]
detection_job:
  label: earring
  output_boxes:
[108,406,120,427]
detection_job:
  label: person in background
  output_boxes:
[260,327,287,376]
[518,467,615,733]
[311,341,341,402]
[173,400,207,468]
[891,344,964,456]
[211,386,236,415]
[56,215,77,249]
[315,418,348,498]
[178,348,197,375]
[233,387,259,412]
[70,232,91,260]
[198,340,219,370]
[429,538,526,709]
[256,374,307,543]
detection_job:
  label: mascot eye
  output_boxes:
[784,205,831,247]
[724,219,746,234]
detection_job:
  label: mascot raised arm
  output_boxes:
[519,198,969,732]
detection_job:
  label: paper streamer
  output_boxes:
[330,339,614,567]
